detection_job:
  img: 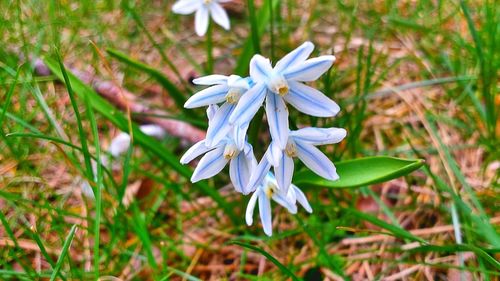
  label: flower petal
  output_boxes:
[274,153,294,193]
[283,55,336,81]
[207,104,219,121]
[172,0,201,14]
[258,192,273,236]
[209,3,230,30]
[295,140,339,180]
[109,133,131,157]
[205,103,234,147]
[290,127,347,145]
[232,122,249,151]
[185,85,228,108]
[227,75,250,89]
[191,146,228,182]
[245,190,260,225]
[272,193,297,214]
[268,175,297,214]
[245,150,272,194]
[285,81,340,117]
[230,150,254,193]
[195,6,209,36]
[180,140,212,164]
[249,55,273,83]
[193,74,229,86]
[266,141,282,167]
[292,184,312,213]
[139,124,166,139]
[229,82,267,126]
[265,93,289,149]
[274,41,314,73]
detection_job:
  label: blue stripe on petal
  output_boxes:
[285,81,340,117]
[205,103,235,146]
[229,83,267,125]
[275,41,314,73]
[288,87,331,112]
[184,85,228,108]
[283,56,335,82]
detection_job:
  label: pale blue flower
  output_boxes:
[185,75,253,148]
[180,105,257,193]
[172,0,231,36]
[246,127,347,194]
[229,41,340,149]
[245,173,312,236]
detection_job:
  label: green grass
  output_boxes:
[0,0,498,280]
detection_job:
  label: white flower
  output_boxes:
[180,105,257,193]
[185,75,253,148]
[246,127,347,194]
[245,173,312,236]
[172,0,231,36]
[229,41,340,149]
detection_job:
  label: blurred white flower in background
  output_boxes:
[81,125,166,198]
[172,0,231,36]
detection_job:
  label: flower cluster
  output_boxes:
[181,42,347,236]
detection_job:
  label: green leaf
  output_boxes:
[230,241,302,281]
[293,156,424,188]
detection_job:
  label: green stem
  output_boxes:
[269,0,275,61]
[247,0,261,53]
[206,22,213,74]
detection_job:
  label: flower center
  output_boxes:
[203,0,212,4]
[225,87,244,104]
[285,141,298,157]
[223,143,239,159]
[264,183,277,199]
[268,75,289,96]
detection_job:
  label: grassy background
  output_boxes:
[0,0,499,280]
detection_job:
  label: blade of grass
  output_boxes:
[130,202,158,271]
[206,22,213,74]
[0,65,20,125]
[50,225,78,281]
[409,244,500,270]
[0,212,38,279]
[76,63,103,279]
[347,208,427,244]
[230,241,302,281]
[56,51,94,180]
[425,114,500,246]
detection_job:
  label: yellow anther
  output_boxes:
[265,185,274,198]
[226,88,243,104]
[285,142,298,157]
[223,143,239,159]
[277,84,289,96]
[269,75,289,96]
